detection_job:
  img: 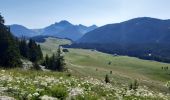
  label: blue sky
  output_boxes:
[0,0,170,28]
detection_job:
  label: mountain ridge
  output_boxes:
[65,17,170,63]
[9,20,97,41]
[77,17,170,44]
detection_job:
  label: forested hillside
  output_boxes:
[0,14,43,68]
[67,17,170,63]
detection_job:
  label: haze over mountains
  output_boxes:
[9,20,97,41]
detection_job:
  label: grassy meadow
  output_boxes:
[40,37,170,93]
[1,37,170,99]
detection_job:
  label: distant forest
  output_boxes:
[64,43,170,63]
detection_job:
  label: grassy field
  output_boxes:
[39,37,72,56]
[40,37,170,93]
[65,49,170,92]
[0,37,170,99]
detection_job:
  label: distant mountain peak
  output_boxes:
[89,25,98,28]
[56,20,73,26]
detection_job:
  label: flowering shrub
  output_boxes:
[0,69,169,100]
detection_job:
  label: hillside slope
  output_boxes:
[10,24,39,37]
[69,17,170,62]
[78,17,170,44]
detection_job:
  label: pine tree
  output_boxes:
[37,44,43,60]
[42,47,66,71]
[0,14,5,24]
[44,54,50,69]
[27,39,43,62]
[19,38,29,58]
[56,47,66,71]
[0,14,21,67]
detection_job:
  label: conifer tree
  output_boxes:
[0,14,21,67]
[56,47,66,71]
[42,47,66,71]
[0,14,4,24]
[44,54,50,69]
[28,39,43,62]
[19,38,29,58]
[37,44,43,60]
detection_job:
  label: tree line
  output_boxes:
[64,43,170,63]
[0,14,66,71]
[0,14,43,68]
[19,38,43,62]
[42,47,66,71]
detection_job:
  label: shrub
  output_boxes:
[129,80,139,90]
[105,74,110,83]
[33,62,41,70]
[50,85,68,99]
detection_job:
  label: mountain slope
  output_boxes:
[10,24,39,37]
[78,17,170,44]
[68,17,170,62]
[42,20,97,41]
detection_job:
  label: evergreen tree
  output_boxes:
[56,47,66,71]
[0,14,5,24]
[0,14,21,67]
[19,38,29,58]
[42,47,66,71]
[44,54,50,69]
[28,39,37,62]
[28,39,43,62]
[37,44,43,60]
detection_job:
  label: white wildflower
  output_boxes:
[33,92,39,96]
[27,94,32,99]
[1,70,5,73]
[69,87,84,96]
[40,95,58,100]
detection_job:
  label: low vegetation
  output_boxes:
[0,69,169,100]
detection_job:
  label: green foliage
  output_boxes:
[50,85,68,99]
[105,74,110,83]
[28,39,43,62]
[0,69,169,100]
[0,14,22,68]
[129,80,139,90]
[75,94,99,100]
[42,47,66,71]
[0,14,43,68]
[33,62,41,70]
[19,38,29,58]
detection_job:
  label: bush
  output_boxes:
[105,74,110,83]
[129,80,139,90]
[33,62,41,70]
[50,85,68,99]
